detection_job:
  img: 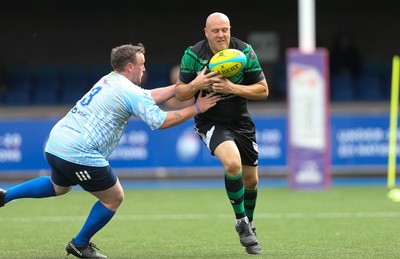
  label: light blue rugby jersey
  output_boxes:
[45,71,167,167]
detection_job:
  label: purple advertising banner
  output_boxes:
[287,48,331,189]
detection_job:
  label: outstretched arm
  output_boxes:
[159,91,219,129]
[150,84,176,104]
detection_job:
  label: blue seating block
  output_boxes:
[330,74,356,101]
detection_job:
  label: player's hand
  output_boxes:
[211,76,234,94]
[193,67,219,91]
[194,90,220,113]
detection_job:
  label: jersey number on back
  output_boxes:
[80,86,102,106]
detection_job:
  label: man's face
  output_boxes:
[128,53,145,85]
[205,21,231,54]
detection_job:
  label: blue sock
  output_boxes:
[4,176,56,204]
[74,200,115,246]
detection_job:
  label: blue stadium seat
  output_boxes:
[31,66,61,105]
[273,62,287,100]
[60,65,90,104]
[143,64,170,89]
[381,62,394,101]
[0,90,5,104]
[357,73,383,101]
[330,74,356,101]
[88,64,111,86]
[4,67,33,105]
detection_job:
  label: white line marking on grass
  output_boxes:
[0,211,399,222]
[254,211,400,219]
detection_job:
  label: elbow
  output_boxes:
[263,88,269,100]
[175,92,184,101]
[174,86,184,101]
[158,124,168,130]
[159,120,173,130]
[259,81,270,100]
[255,88,269,100]
[159,120,170,129]
[175,92,192,102]
[175,84,193,101]
[255,81,269,100]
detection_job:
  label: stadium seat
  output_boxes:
[0,91,6,105]
[273,62,288,100]
[60,65,90,104]
[4,67,33,105]
[330,74,356,101]
[381,62,394,101]
[31,66,61,105]
[356,73,383,101]
[88,64,111,86]
[143,64,170,89]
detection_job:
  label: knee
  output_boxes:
[54,185,73,196]
[224,160,242,176]
[243,175,259,189]
[105,194,124,211]
[244,179,258,190]
[114,192,124,208]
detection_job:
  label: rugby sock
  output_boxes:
[224,171,246,220]
[4,176,56,204]
[73,200,115,246]
[244,188,258,223]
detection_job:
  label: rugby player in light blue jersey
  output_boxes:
[0,43,219,259]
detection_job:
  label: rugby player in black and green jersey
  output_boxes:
[175,12,269,255]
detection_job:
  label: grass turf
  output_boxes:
[0,185,399,258]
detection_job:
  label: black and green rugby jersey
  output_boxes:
[179,37,266,124]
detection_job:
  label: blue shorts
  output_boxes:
[45,152,118,192]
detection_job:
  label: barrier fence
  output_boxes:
[0,114,396,179]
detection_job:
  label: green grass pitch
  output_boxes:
[0,184,399,258]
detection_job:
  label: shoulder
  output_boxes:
[181,40,211,69]
[109,74,145,97]
[184,40,209,56]
[231,37,258,63]
[230,37,250,51]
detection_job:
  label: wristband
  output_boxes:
[194,103,201,114]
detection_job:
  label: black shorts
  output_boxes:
[194,120,258,166]
[45,152,118,192]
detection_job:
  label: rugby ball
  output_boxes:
[208,49,246,78]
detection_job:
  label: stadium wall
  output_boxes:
[0,103,394,180]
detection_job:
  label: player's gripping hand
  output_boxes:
[194,90,220,113]
[193,67,219,91]
[210,76,234,95]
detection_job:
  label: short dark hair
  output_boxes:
[110,43,145,72]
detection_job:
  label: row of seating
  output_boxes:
[329,73,391,101]
[0,62,395,106]
[0,64,176,106]
[273,62,394,102]
[0,65,111,106]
